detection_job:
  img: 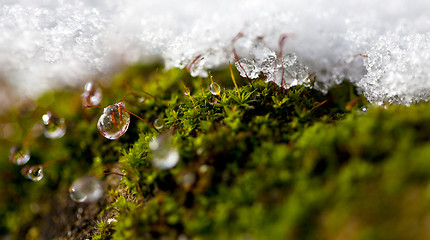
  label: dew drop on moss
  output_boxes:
[69,175,103,203]
[9,145,30,165]
[97,102,130,140]
[23,165,44,181]
[81,82,102,106]
[149,133,179,170]
[209,82,221,95]
[154,118,164,130]
[42,112,66,139]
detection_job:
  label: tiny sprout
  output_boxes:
[42,112,66,139]
[97,102,130,140]
[81,82,102,106]
[69,175,103,203]
[149,133,179,170]
[22,165,44,181]
[9,145,30,165]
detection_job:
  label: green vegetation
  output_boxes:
[1,64,430,239]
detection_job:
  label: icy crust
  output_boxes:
[234,39,309,90]
[2,0,430,106]
[359,31,430,105]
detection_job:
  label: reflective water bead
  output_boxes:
[81,82,102,106]
[26,165,44,181]
[152,148,179,170]
[42,112,66,139]
[69,175,103,203]
[97,102,130,140]
[149,133,179,170]
[9,145,30,165]
[180,172,196,190]
[209,82,221,95]
[154,118,164,130]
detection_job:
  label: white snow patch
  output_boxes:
[0,0,430,106]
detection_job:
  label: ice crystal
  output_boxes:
[235,45,309,89]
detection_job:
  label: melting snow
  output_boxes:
[1,0,430,106]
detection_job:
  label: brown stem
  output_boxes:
[126,110,160,133]
[231,32,254,87]
[95,172,125,178]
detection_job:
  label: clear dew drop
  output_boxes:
[81,82,102,106]
[69,175,103,203]
[180,172,196,190]
[209,82,221,95]
[154,118,164,130]
[24,165,44,181]
[149,133,179,170]
[42,112,66,139]
[97,102,130,140]
[9,145,30,165]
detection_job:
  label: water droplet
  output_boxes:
[361,107,368,112]
[69,175,103,203]
[180,172,196,190]
[23,165,44,181]
[81,82,102,106]
[42,112,66,139]
[149,133,179,170]
[209,82,221,95]
[198,164,209,174]
[154,118,164,130]
[138,97,146,103]
[9,145,30,165]
[97,102,130,140]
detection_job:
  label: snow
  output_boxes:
[1,0,430,106]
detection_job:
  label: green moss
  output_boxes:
[1,64,430,239]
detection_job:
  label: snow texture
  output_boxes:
[1,0,430,106]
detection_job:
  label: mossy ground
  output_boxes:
[1,64,430,239]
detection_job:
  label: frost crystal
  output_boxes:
[358,31,430,105]
[235,42,309,89]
